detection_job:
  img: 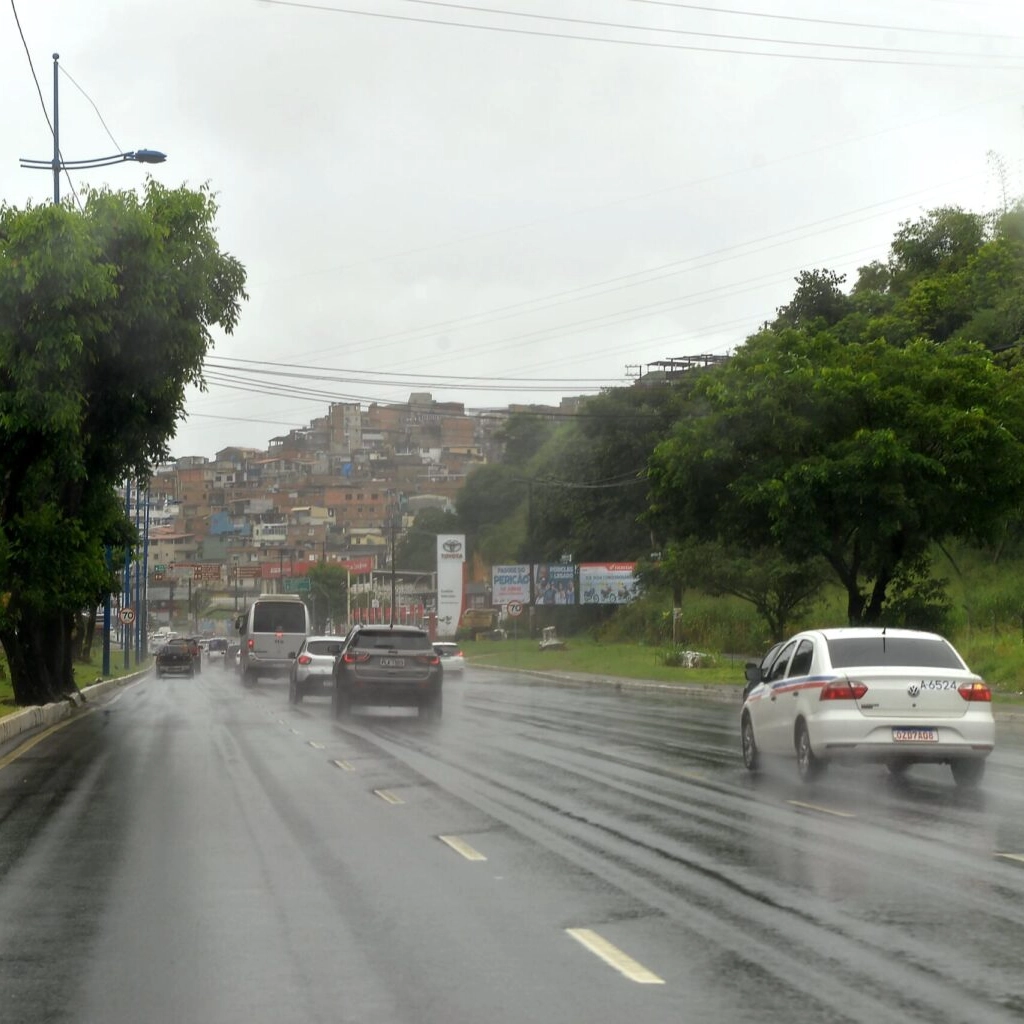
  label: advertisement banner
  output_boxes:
[436,534,466,638]
[533,563,576,605]
[492,564,531,606]
[579,563,639,604]
[340,556,374,575]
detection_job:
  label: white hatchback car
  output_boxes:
[740,627,994,787]
[432,642,465,673]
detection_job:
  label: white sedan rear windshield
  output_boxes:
[826,637,964,670]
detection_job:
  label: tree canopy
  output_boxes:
[0,182,246,704]
[648,205,1024,625]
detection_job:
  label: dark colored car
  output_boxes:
[155,639,195,678]
[332,624,442,720]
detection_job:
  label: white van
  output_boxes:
[235,594,310,685]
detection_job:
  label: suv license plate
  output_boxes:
[893,727,937,743]
[379,657,405,668]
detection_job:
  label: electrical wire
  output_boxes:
[624,0,1024,41]
[390,0,1024,59]
[58,64,123,153]
[255,0,1024,70]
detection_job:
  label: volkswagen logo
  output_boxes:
[907,683,921,698]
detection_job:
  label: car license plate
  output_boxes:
[379,657,405,668]
[892,727,937,743]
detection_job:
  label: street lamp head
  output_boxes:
[131,149,167,164]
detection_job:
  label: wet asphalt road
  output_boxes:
[1,664,1024,1024]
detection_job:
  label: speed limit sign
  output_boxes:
[506,600,524,618]
[118,607,136,625]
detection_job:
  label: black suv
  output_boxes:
[332,624,442,720]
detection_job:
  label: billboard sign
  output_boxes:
[579,563,639,604]
[492,564,531,606]
[436,534,466,638]
[533,563,575,605]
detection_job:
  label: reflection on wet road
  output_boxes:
[0,666,1022,1023]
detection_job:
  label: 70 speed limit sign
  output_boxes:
[505,600,524,618]
[118,607,136,625]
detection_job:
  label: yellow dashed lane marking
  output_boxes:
[566,928,664,985]
[307,741,325,750]
[374,789,404,805]
[332,759,355,771]
[438,835,488,861]
[995,853,1024,864]
[787,800,856,819]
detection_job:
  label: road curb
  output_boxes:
[0,667,150,749]
[471,663,1024,718]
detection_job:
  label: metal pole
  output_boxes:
[123,479,131,669]
[141,490,150,658]
[134,483,142,663]
[102,547,111,677]
[52,54,60,204]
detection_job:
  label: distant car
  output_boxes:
[432,641,465,673]
[225,642,241,672]
[289,635,344,704]
[184,636,203,674]
[206,637,229,664]
[740,627,994,787]
[155,639,195,678]
[333,624,443,720]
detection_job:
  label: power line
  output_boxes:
[389,0,1024,59]
[625,0,1024,41]
[58,64,123,153]
[255,0,1024,70]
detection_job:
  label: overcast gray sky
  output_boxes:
[5,0,1024,459]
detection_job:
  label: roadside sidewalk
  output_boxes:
[0,668,150,751]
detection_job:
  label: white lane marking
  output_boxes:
[787,800,856,819]
[438,835,488,861]
[332,759,355,771]
[566,928,665,985]
[995,853,1024,864]
[307,741,325,750]
[374,789,404,805]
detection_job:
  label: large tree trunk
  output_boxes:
[0,610,79,706]
[77,605,98,662]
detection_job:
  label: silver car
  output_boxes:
[289,635,344,704]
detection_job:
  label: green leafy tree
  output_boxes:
[304,564,349,634]
[395,508,460,571]
[648,331,1024,624]
[0,183,246,705]
[638,540,829,641]
[525,383,694,562]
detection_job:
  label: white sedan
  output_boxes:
[432,642,465,673]
[740,627,994,787]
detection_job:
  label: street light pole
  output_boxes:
[20,53,167,204]
[51,53,60,204]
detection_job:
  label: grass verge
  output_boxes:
[0,648,151,720]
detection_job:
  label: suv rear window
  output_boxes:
[351,630,431,651]
[252,603,307,633]
[826,636,964,670]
